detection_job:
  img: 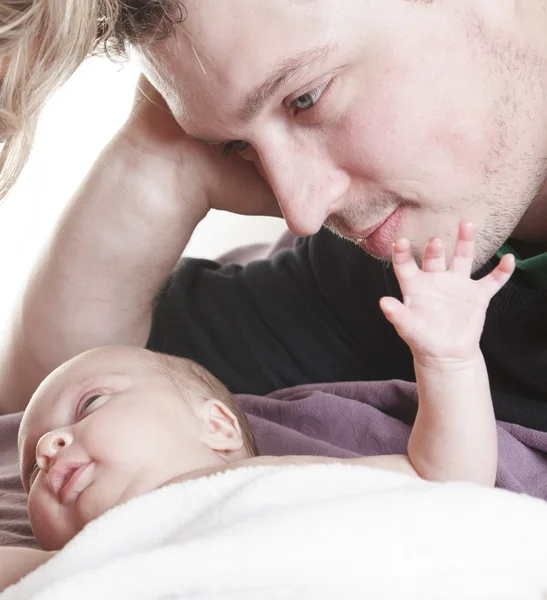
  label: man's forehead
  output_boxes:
[145,0,335,128]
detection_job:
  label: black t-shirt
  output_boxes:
[147,228,547,431]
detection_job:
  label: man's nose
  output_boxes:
[36,430,73,472]
[256,141,349,237]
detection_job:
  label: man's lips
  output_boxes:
[334,206,405,258]
[361,207,404,258]
[340,210,396,242]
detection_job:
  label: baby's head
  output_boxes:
[18,346,258,551]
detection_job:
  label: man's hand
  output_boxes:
[380,220,515,366]
[122,76,279,219]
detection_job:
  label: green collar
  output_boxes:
[497,241,547,289]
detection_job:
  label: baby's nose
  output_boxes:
[36,430,73,471]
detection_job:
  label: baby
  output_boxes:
[0,222,515,589]
[19,347,259,551]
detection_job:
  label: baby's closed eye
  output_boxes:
[80,394,102,415]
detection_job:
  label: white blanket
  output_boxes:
[3,464,547,600]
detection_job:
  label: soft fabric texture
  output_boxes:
[1,380,547,549]
[238,381,547,500]
[2,229,547,551]
[3,464,547,600]
[497,241,547,288]
[0,413,36,549]
[148,227,547,431]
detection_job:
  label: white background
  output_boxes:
[0,57,286,334]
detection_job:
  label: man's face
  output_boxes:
[19,348,225,550]
[143,0,547,266]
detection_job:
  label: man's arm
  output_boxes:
[0,132,203,414]
[0,548,55,591]
[0,79,276,415]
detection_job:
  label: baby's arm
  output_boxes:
[170,225,514,488]
[380,221,515,486]
[0,547,55,591]
[166,454,419,488]
[409,353,495,485]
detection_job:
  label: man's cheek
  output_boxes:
[333,113,408,182]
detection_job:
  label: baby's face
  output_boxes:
[19,347,242,550]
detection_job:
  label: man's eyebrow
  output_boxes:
[238,43,334,121]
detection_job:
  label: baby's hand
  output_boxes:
[380,221,515,366]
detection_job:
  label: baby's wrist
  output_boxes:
[413,351,485,373]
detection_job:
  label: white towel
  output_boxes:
[3,463,547,600]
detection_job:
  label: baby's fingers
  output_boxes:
[392,238,419,281]
[449,220,475,276]
[422,237,446,272]
[478,254,515,298]
[380,297,415,342]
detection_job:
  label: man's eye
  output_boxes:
[290,82,329,111]
[222,140,250,157]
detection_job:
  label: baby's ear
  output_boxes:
[199,399,244,453]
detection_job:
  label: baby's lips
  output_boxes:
[47,461,85,496]
[58,462,95,505]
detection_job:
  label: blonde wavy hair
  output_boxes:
[0,0,182,200]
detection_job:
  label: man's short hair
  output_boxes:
[103,1,185,56]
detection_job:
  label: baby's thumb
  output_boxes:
[380,297,401,322]
[379,297,412,342]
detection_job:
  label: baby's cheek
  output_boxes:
[28,487,66,551]
[28,488,49,544]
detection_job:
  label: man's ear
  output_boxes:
[198,399,244,453]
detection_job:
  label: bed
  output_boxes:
[2,380,547,598]
[2,234,547,597]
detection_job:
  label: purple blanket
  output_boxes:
[1,379,547,549]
